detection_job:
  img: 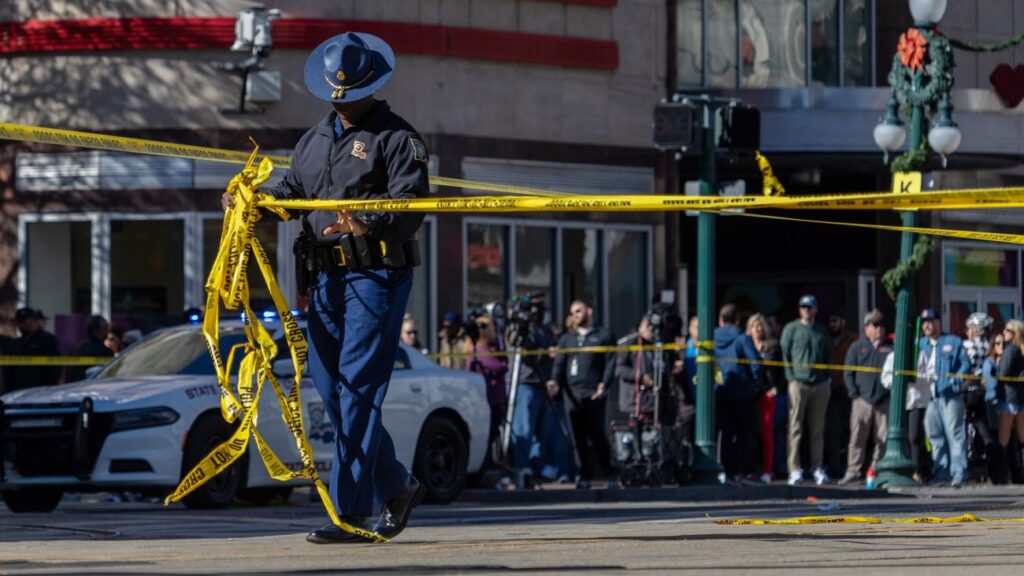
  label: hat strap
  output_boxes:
[323,62,376,100]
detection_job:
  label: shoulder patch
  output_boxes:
[409,137,428,164]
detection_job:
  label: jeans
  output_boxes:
[924,395,967,482]
[511,382,546,478]
[307,267,412,516]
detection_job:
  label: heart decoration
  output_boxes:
[989,63,1024,108]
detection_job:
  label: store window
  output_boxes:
[811,0,840,86]
[111,219,184,332]
[606,230,649,339]
[465,220,651,337]
[677,0,872,89]
[842,0,871,86]
[466,223,509,311]
[944,247,1018,287]
[676,0,704,86]
[25,221,91,318]
[707,0,738,88]
[561,228,601,322]
[515,227,555,303]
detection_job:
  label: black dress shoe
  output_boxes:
[373,476,427,540]
[305,517,374,544]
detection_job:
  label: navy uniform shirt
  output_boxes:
[266,100,428,245]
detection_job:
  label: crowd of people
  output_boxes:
[0,308,138,395]
[5,295,1021,490]
[419,294,1024,490]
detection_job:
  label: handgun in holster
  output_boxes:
[293,216,317,296]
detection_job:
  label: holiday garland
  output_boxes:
[882,235,935,299]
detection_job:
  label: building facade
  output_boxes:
[4,0,1024,353]
[1,0,669,350]
[670,0,1024,333]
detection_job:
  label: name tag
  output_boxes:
[569,357,579,377]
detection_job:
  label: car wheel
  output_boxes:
[1,487,63,513]
[238,486,293,506]
[413,415,467,504]
[180,413,245,509]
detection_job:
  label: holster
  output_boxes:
[293,226,317,297]
[296,231,420,282]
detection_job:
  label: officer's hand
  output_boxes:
[221,192,234,211]
[322,210,368,236]
[545,380,559,397]
[547,346,558,359]
[591,382,605,401]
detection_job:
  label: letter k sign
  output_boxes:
[893,171,922,194]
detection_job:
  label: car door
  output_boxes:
[384,347,429,467]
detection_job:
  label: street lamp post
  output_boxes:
[873,0,961,487]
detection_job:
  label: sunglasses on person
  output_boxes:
[403,330,417,336]
[868,321,883,327]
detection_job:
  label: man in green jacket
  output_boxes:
[780,295,832,485]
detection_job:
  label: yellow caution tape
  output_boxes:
[6,121,1024,213]
[713,513,1024,525]
[0,122,291,166]
[0,355,111,366]
[161,143,387,543]
[726,211,1024,246]
[255,186,1024,215]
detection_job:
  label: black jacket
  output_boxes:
[551,326,615,400]
[9,330,61,391]
[265,101,429,245]
[844,336,893,405]
[66,337,114,383]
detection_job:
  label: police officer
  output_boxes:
[223,32,428,543]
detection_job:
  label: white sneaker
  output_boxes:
[787,470,803,486]
[813,468,831,485]
[760,473,773,485]
[717,472,728,485]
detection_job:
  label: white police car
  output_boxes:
[0,320,489,512]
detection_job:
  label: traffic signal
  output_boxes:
[653,101,697,150]
[719,104,760,150]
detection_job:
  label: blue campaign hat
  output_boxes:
[920,308,941,320]
[303,31,394,103]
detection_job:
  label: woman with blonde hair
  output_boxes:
[747,313,783,484]
[996,319,1024,481]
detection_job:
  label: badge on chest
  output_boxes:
[351,140,368,160]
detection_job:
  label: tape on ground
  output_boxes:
[713,513,1024,525]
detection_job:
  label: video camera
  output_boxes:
[645,302,681,344]
[506,293,544,348]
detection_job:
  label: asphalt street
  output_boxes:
[3,487,1024,574]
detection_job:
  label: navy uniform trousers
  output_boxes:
[307,265,413,517]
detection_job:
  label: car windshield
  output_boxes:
[96,328,247,378]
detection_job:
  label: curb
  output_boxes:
[457,484,895,505]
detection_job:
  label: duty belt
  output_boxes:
[311,235,420,273]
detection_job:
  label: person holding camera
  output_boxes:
[548,301,617,489]
[507,297,558,489]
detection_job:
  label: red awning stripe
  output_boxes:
[0,17,618,70]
